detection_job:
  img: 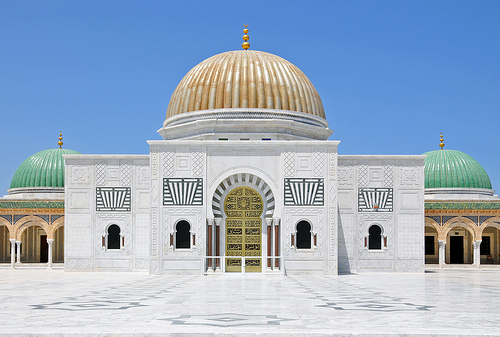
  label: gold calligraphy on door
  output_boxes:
[224,186,263,272]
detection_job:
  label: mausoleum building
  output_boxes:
[2,29,498,274]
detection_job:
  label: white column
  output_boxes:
[16,241,21,264]
[273,218,281,271]
[9,239,16,268]
[214,218,222,272]
[265,218,273,271]
[438,240,446,268]
[473,240,482,267]
[47,239,54,269]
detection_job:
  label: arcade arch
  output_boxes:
[442,217,477,265]
[479,218,500,265]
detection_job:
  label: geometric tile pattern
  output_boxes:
[358,188,393,212]
[95,162,106,186]
[358,165,368,187]
[163,152,174,178]
[283,152,295,177]
[120,162,132,186]
[96,187,131,212]
[383,164,393,187]
[191,152,203,177]
[159,313,296,327]
[312,151,324,177]
[284,178,324,206]
[163,178,203,206]
[291,277,433,312]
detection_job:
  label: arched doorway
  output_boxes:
[425,226,439,264]
[53,226,64,263]
[20,225,48,263]
[224,186,263,272]
[0,225,10,263]
[446,226,473,264]
[480,226,500,264]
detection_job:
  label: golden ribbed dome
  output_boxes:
[166,50,325,119]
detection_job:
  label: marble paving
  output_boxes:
[0,269,499,336]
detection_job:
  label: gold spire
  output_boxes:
[242,24,250,50]
[58,132,63,149]
[439,132,444,150]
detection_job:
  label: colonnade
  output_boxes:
[6,238,55,268]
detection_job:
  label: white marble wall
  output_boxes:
[64,155,150,271]
[337,155,425,273]
[148,140,340,275]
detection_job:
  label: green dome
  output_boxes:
[423,149,492,190]
[10,148,81,189]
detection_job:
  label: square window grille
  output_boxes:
[96,187,131,212]
[358,188,393,212]
[284,178,324,206]
[163,178,203,206]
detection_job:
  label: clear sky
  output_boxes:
[1,1,499,194]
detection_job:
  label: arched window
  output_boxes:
[107,225,121,250]
[368,225,382,250]
[176,221,191,249]
[296,221,311,249]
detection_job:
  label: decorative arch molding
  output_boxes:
[425,217,442,239]
[13,215,51,240]
[442,216,479,241]
[52,216,65,231]
[479,217,500,236]
[0,217,13,236]
[211,172,275,218]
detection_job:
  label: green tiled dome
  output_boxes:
[10,148,80,189]
[423,149,492,190]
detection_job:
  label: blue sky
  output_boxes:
[1,1,499,194]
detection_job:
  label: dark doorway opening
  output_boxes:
[450,236,464,264]
[40,235,48,263]
[176,221,191,249]
[107,225,121,250]
[296,221,311,249]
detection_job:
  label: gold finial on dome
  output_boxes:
[439,132,444,150]
[58,131,63,149]
[242,24,250,50]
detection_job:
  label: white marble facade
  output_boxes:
[64,155,151,271]
[337,156,425,273]
[63,47,425,275]
[64,146,425,274]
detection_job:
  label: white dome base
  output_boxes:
[158,108,333,140]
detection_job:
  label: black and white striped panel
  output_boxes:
[212,173,275,218]
[358,188,393,212]
[96,187,131,212]
[284,178,324,206]
[163,178,203,206]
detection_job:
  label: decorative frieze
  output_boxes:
[425,202,500,210]
[0,201,64,209]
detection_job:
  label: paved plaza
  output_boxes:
[1,269,500,336]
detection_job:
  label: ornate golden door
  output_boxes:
[224,186,263,272]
